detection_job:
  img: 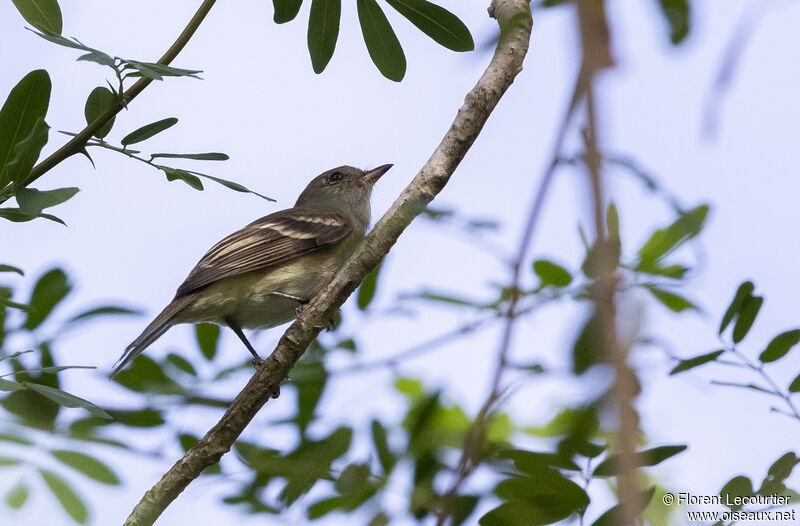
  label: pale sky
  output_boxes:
[2,0,800,524]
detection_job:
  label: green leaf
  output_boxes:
[669,349,725,375]
[24,268,71,330]
[76,51,116,67]
[385,0,474,52]
[120,117,178,146]
[591,487,656,526]
[759,329,800,363]
[25,383,112,419]
[732,295,763,344]
[108,409,164,427]
[51,450,120,485]
[0,207,64,224]
[166,353,196,375]
[6,483,28,509]
[636,205,709,270]
[11,0,63,35]
[789,374,800,393]
[150,152,228,161]
[39,469,88,524]
[113,354,181,394]
[533,259,572,287]
[606,203,620,242]
[573,312,601,374]
[0,264,24,275]
[645,286,697,313]
[185,170,274,201]
[657,0,690,45]
[0,70,51,188]
[371,419,396,475]
[68,305,141,323]
[636,263,689,280]
[84,87,115,139]
[357,262,382,310]
[720,476,753,510]
[195,323,220,360]
[593,445,687,477]
[5,117,50,188]
[16,187,79,216]
[273,0,303,23]
[0,432,33,445]
[307,0,341,73]
[719,281,755,335]
[0,456,22,466]
[122,61,202,80]
[358,0,406,81]
[0,378,25,391]
[161,167,203,190]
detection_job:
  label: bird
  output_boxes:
[111,164,392,379]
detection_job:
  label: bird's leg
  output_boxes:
[268,291,337,331]
[225,318,279,398]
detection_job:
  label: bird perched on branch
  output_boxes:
[112,164,392,378]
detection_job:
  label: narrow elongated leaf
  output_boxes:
[161,167,203,190]
[0,70,51,188]
[358,0,406,81]
[719,281,755,334]
[186,170,274,201]
[0,378,24,391]
[657,0,690,45]
[274,0,303,23]
[788,374,800,393]
[77,51,116,67]
[25,383,111,419]
[84,87,115,139]
[646,286,697,312]
[371,420,396,474]
[120,117,178,146]
[732,295,763,343]
[385,0,474,51]
[307,0,342,73]
[195,323,220,360]
[0,208,64,224]
[5,117,50,186]
[68,305,141,323]
[0,457,22,466]
[150,152,228,161]
[591,487,656,526]
[357,263,382,309]
[11,0,63,34]
[0,264,24,275]
[16,187,79,216]
[51,450,120,485]
[123,61,202,80]
[533,260,572,287]
[39,469,88,524]
[593,445,687,477]
[669,349,725,375]
[636,205,709,269]
[24,268,71,330]
[759,329,800,363]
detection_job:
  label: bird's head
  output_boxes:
[295,164,392,223]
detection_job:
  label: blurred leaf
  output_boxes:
[77,51,115,67]
[150,152,228,161]
[40,468,88,524]
[669,349,725,375]
[0,365,94,377]
[0,456,22,466]
[404,290,487,308]
[593,445,687,477]
[51,450,120,485]
[290,361,327,432]
[195,323,220,360]
[25,383,111,419]
[0,432,33,444]
[84,87,115,138]
[395,377,424,398]
[358,0,406,81]
[656,0,690,45]
[732,295,763,344]
[386,0,474,51]
[16,187,79,216]
[184,170,274,201]
[636,263,689,280]
[335,463,371,494]
[719,281,755,335]
[107,409,164,427]
[645,286,697,313]
[371,419,396,475]
[759,329,800,363]
[68,305,141,323]
[113,354,181,394]
[0,264,24,275]
[120,117,178,146]
[758,452,800,496]
[368,512,390,526]
[6,483,28,509]
[606,203,620,242]
[165,353,196,375]
[533,259,572,288]
[590,487,656,526]
[24,268,71,330]
[789,374,800,393]
[357,262,382,310]
[307,0,341,73]
[636,205,709,270]
[573,312,601,374]
[161,167,203,190]
[720,476,753,510]
[11,0,63,34]
[273,0,303,23]
[0,70,51,188]
[501,449,580,472]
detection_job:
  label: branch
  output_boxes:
[0,0,217,202]
[122,0,533,523]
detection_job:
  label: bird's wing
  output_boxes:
[175,208,352,296]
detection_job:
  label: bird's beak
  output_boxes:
[364,164,393,184]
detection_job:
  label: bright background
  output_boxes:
[2,0,800,524]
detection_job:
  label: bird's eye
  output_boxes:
[328,171,343,183]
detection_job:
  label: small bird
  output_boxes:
[112,164,392,378]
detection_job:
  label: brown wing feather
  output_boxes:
[175,208,352,296]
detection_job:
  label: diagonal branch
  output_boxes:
[122,0,532,523]
[0,0,218,202]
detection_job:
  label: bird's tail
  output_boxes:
[111,295,193,378]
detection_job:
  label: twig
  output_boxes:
[122,0,532,523]
[0,0,217,203]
